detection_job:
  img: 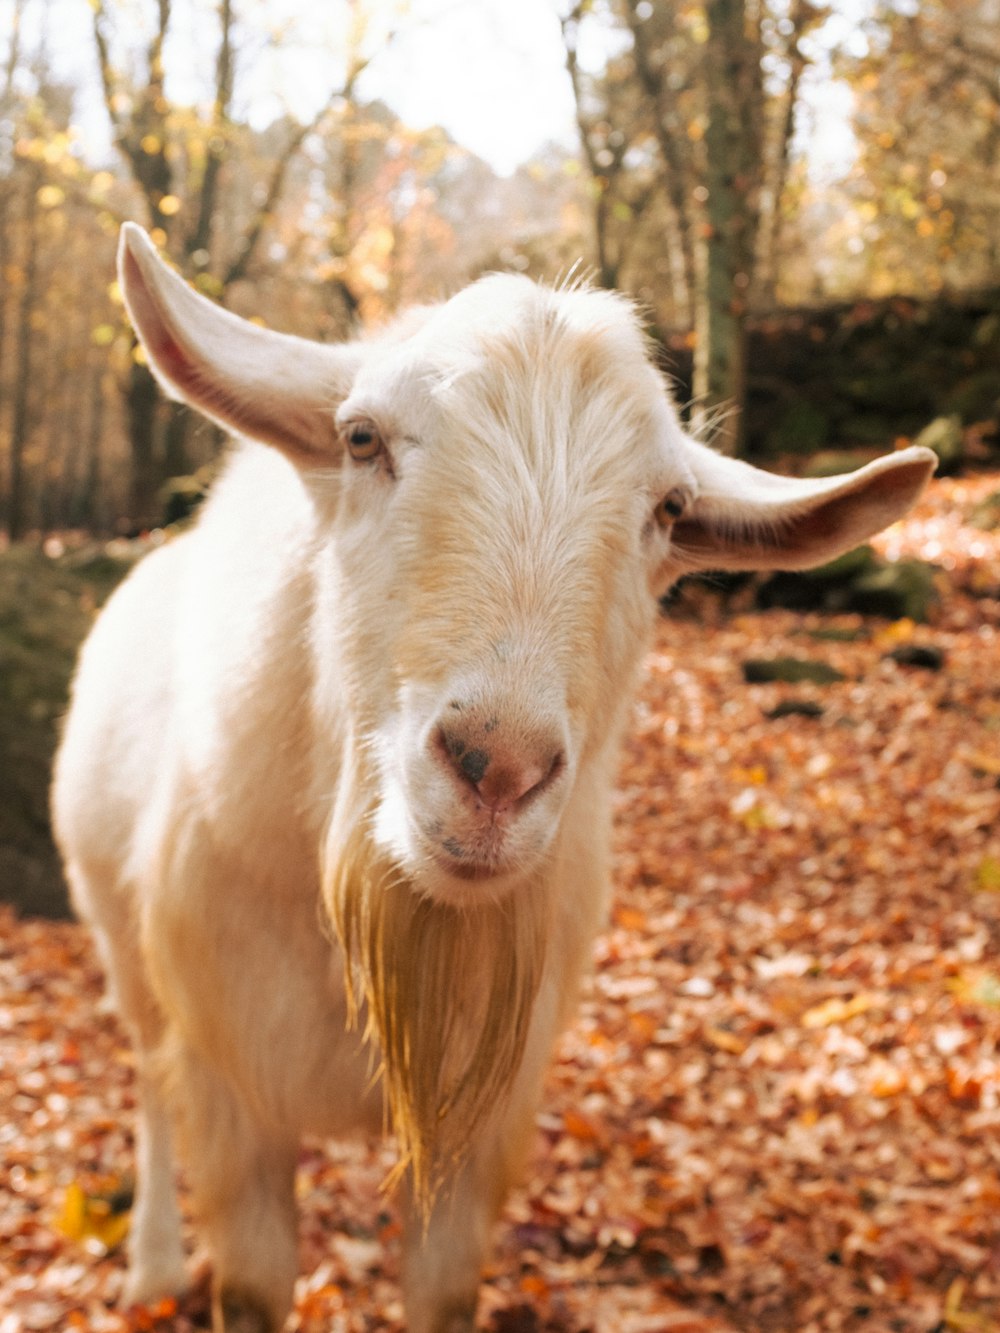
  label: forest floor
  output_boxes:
[2,471,1000,1333]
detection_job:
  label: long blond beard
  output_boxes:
[323,804,550,1211]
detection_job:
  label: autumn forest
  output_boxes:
[2,1,1000,1331]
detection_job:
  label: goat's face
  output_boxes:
[116,222,936,907]
[325,278,689,902]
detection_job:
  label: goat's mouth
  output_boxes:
[429,836,509,882]
[407,819,526,890]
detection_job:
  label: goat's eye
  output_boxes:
[654,488,688,529]
[343,420,383,463]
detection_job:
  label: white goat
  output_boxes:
[52,223,935,1333]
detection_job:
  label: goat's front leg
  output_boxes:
[123,1068,189,1306]
[172,1045,299,1333]
[401,1109,536,1333]
[401,1169,496,1333]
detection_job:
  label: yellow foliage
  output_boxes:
[56,1181,131,1252]
[43,134,70,165]
[873,618,915,649]
[948,971,1000,1009]
[802,993,880,1028]
[194,271,224,298]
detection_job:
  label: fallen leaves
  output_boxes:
[3,471,1000,1331]
[55,1180,133,1252]
[800,993,884,1029]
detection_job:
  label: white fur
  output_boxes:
[52,225,936,1333]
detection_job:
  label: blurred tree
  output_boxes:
[89,0,385,521]
[1,3,118,540]
[560,1,658,292]
[841,0,1000,297]
[561,0,824,454]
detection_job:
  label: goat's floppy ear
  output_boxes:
[118,223,363,464]
[671,442,937,572]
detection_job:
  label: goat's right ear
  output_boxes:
[118,223,363,464]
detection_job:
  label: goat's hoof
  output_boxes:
[431,1298,477,1333]
[123,1259,190,1308]
[215,1287,277,1333]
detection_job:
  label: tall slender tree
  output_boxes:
[561,0,820,454]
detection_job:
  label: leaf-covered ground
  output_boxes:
[3,473,1000,1333]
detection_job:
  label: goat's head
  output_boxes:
[118,223,936,1195]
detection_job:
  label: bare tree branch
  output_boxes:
[185,0,236,265]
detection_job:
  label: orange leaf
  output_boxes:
[704,1025,746,1055]
[563,1110,601,1141]
[802,993,880,1028]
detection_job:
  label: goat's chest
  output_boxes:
[145,825,379,1139]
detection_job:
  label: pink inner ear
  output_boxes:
[150,329,194,389]
[122,244,198,394]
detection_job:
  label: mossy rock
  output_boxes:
[886,644,945,670]
[742,657,846,685]
[757,546,936,621]
[913,414,964,473]
[766,698,826,719]
[843,368,930,413]
[765,400,830,455]
[838,414,900,446]
[0,545,133,918]
[756,545,879,613]
[847,559,939,622]
[969,490,1000,531]
[805,545,880,582]
[943,370,1000,423]
[972,312,1000,352]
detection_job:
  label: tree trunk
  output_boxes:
[755,0,811,306]
[8,163,41,541]
[162,401,190,480]
[125,355,162,528]
[691,0,763,456]
[693,240,748,456]
[74,366,106,531]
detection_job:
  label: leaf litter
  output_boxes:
[2,472,1000,1332]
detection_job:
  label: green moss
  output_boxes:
[0,545,134,918]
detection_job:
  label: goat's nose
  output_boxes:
[435,727,564,812]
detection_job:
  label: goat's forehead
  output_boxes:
[352,277,674,473]
[424,274,650,376]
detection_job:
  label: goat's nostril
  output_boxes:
[435,727,489,785]
[458,747,490,786]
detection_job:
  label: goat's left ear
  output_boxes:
[118,223,365,465]
[670,442,937,572]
